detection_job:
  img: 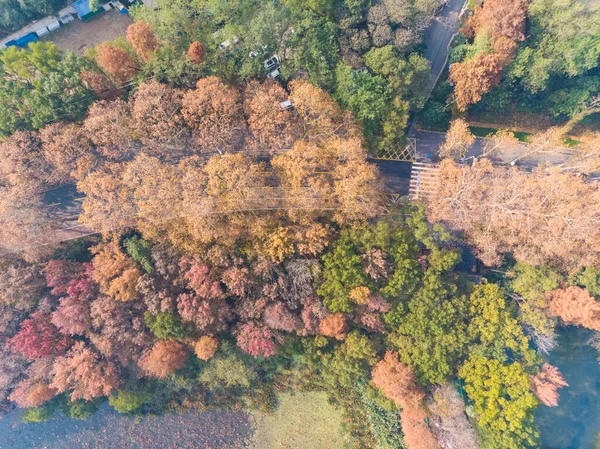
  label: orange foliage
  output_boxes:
[181,77,244,152]
[449,54,503,111]
[140,338,189,378]
[529,363,568,407]
[401,410,442,449]
[187,41,206,64]
[371,351,426,420]
[96,44,139,85]
[194,336,219,361]
[126,21,160,61]
[319,313,348,340]
[546,287,600,331]
[9,380,57,408]
[92,240,141,302]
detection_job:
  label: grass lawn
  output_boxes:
[251,392,347,449]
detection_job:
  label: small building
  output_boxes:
[73,0,104,21]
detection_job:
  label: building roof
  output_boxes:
[73,0,94,18]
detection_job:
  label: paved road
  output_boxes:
[423,0,469,91]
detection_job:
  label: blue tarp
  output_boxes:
[15,33,38,48]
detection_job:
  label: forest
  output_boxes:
[0,1,599,449]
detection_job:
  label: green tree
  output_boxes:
[144,311,189,340]
[389,249,469,385]
[123,235,153,274]
[459,355,540,449]
[576,266,600,297]
[67,398,103,420]
[199,354,256,390]
[467,284,538,367]
[109,388,153,413]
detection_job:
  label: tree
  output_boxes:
[425,159,600,270]
[236,322,277,358]
[510,0,600,92]
[92,240,141,302]
[181,77,244,152]
[130,79,186,145]
[176,293,231,334]
[83,99,135,159]
[319,313,348,340]
[529,363,568,407]
[139,338,188,378]
[459,355,539,449]
[576,266,600,297]
[199,354,256,389]
[96,44,140,85]
[439,119,476,159]
[123,235,153,274]
[243,80,299,153]
[9,380,57,408]
[0,260,45,312]
[450,54,503,111]
[51,342,121,401]
[81,70,120,100]
[144,311,188,339]
[546,286,600,331]
[109,388,152,413]
[187,41,206,64]
[9,312,72,360]
[40,122,93,182]
[126,21,160,61]
[51,292,93,337]
[194,336,219,361]
[427,384,481,449]
[371,351,426,419]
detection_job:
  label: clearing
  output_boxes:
[252,392,346,449]
[41,10,131,56]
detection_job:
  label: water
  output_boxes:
[0,403,253,449]
[536,326,600,449]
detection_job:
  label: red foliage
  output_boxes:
[43,260,85,297]
[371,351,426,420]
[179,258,224,299]
[51,341,121,401]
[319,313,348,340]
[51,294,91,336]
[236,322,277,358]
[300,296,328,334]
[401,410,442,449]
[530,363,568,407]
[9,312,72,360]
[176,292,231,333]
[263,302,301,332]
[139,338,189,379]
[546,286,600,331]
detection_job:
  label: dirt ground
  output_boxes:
[41,9,132,56]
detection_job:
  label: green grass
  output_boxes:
[251,392,346,449]
[469,126,532,142]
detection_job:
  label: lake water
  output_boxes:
[537,326,600,449]
[0,404,253,449]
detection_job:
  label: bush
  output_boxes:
[68,398,103,420]
[109,389,153,414]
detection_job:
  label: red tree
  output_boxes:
[236,322,277,358]
[139,338,189,378]
[529,363,568,407]
[43,259,86,297]
[126,21,160,61]
[176,292,231,333]
[51,341,121,401]
[9,312,72,360]
[546,286,600,331]
[263,302,301,332]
